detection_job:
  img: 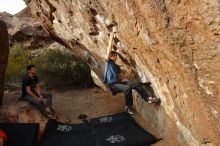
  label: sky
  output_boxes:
[0,0,26,14]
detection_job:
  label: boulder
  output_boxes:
[24,0,220,145]
[0,8,53,48]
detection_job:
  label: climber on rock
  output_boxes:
[103,32,160,115]
[21,64,56,119]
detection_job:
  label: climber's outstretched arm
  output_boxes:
[106,33,114,60]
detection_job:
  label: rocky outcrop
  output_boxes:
[0,8,53,48]
[0,99,71,138]
[24,0,220,145]
[0,21,9,105]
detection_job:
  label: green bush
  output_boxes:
[5,43,32,83]
[5,43,93,90]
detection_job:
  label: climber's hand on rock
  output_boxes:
[110,32,114,37]
[112,26,117,33]
[109,33,114,40]
[113,34,116,38]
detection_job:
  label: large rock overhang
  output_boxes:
[24,0,220,145]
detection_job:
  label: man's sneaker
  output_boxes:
[126,108,135,115]
[148,97,160,104]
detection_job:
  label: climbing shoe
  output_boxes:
[126,107,135,115]
[148,97,160,104]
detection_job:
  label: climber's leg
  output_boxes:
[109,83,134,115]
[127,80,160,104]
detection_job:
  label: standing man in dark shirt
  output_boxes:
[104,33,160,115]
[22,64,56,119]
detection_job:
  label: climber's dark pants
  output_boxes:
[22,91,53,114]
[109,80,150,107]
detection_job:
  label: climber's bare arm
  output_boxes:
[106,33,114,61]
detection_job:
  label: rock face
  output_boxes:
[0,21,9,105]
[24,0,220,145]
[0,8,53,48]
[0,99,71,138]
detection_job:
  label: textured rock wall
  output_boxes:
[25,0,220,145]
[0,21,9,105]
[0,8,53,48]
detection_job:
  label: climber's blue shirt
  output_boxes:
[103,60,121,84]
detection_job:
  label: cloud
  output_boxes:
[0,0,26,14]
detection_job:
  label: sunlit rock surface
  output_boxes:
[24,0,220,145]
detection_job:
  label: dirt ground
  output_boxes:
[2,87,177,146]
[53,87,178,145]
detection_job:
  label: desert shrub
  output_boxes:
[5,43,94,90]
[33,49,93,88]
[5,43,31,84]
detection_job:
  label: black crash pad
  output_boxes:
[0,123,39,146]
[40,120,95,146]
[90,112,157,146]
